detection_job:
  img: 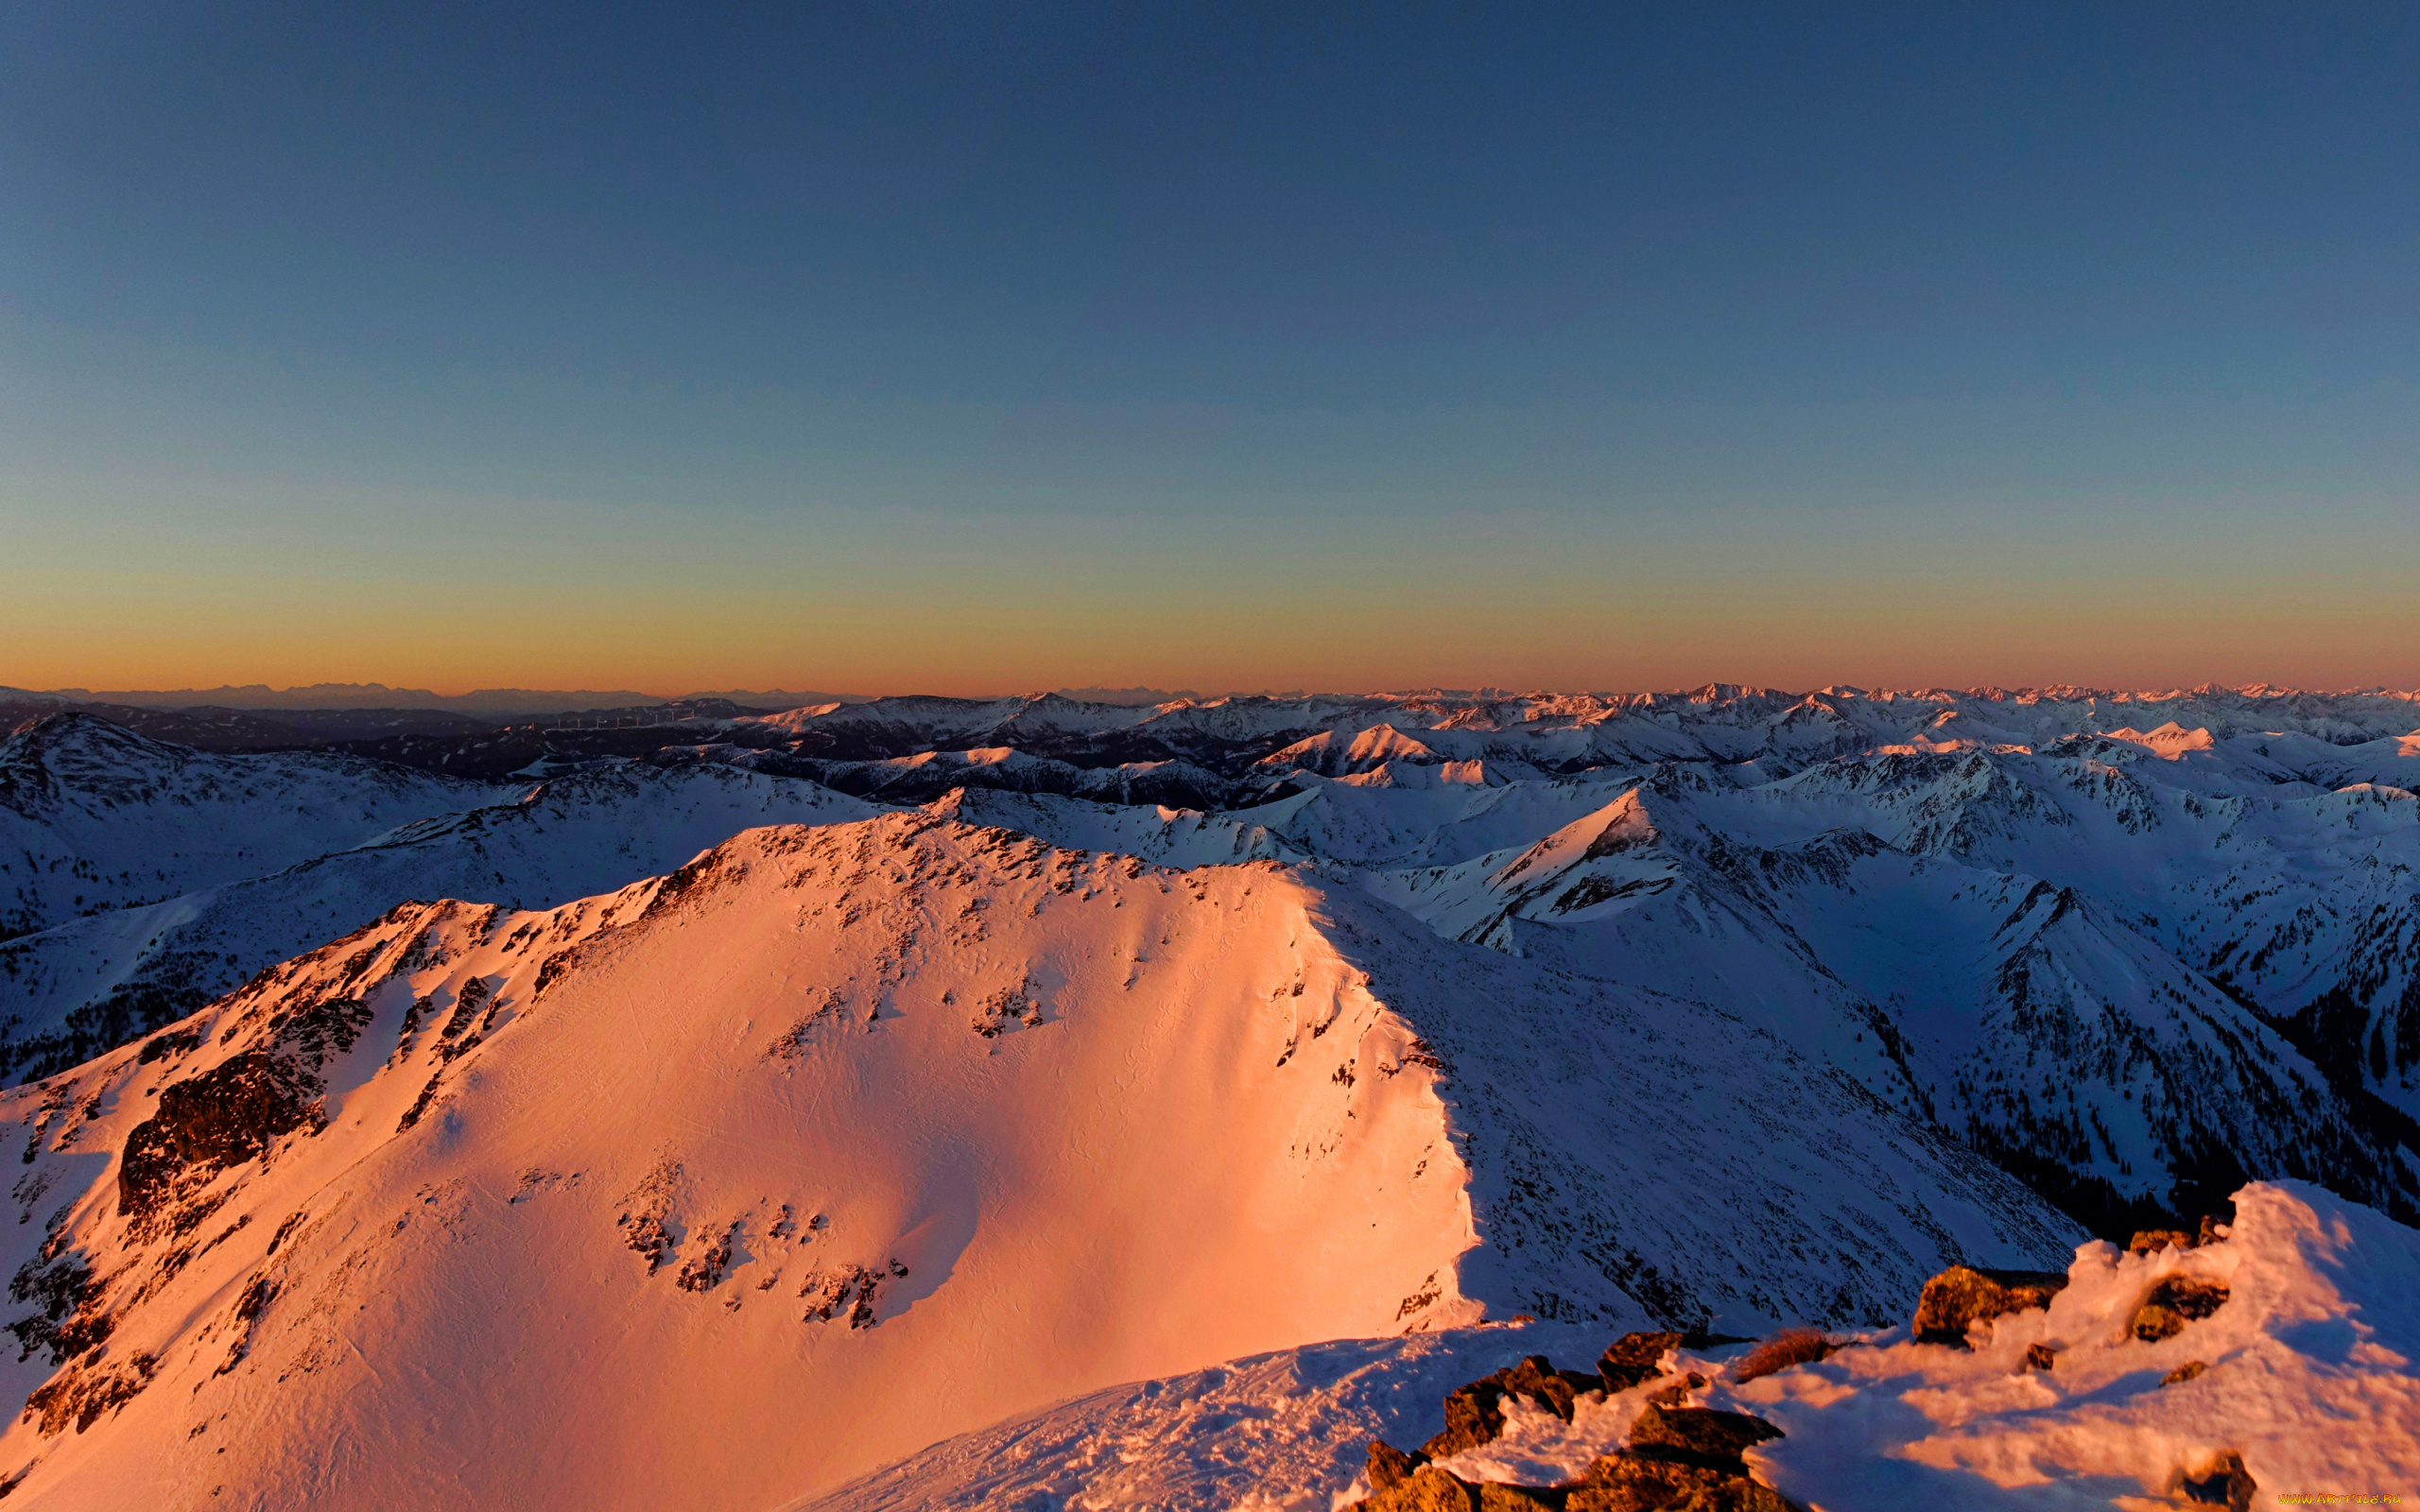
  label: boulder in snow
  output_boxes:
[2130,1275,2231,1342]
[1910,1265,2068,1347]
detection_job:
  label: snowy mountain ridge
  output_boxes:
[0,815,2075,1506]
[727,683,2420,774]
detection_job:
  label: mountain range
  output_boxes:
[5,683,859,714]
[0,684,2413,1505]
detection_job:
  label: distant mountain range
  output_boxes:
[8,682,861,714]
[8,681,1353,715]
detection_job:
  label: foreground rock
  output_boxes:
[1595,1332,1685,1392]
[1357,1228,2274,1512]
[1422,1355,1607,1456]
[2131,1276,2231,1342]
[1568,1453,1801,1512]
[1909,1265,2069,1346]
[1356,1342,1800,1512]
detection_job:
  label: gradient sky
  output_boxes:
[6,2,2418,696]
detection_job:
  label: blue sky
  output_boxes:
[5,2,2416,694]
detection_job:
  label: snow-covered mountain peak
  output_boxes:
[2096,721,2219,759]
[0,816,1492,1505]
[1491,789,1667,890]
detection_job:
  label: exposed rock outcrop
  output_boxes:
[1368,1440,1429,1491]
[2131,1277,2230,1342]
[2175,1452,2256,1512]
[116,1051,322,1225]
[1568,1453,1801,1512]
[1353,1465,1572,1512]
[1624,1405,1784,1475]
[1422,1354,1606,1456]
[1356,1347,1798,1512]
[1596,1331,1685,1392]
[1910,1265,2068,1347]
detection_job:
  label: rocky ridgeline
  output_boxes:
[1351,1219,2251,1512]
